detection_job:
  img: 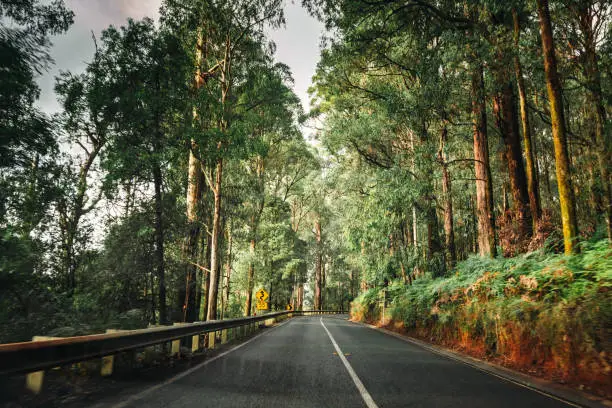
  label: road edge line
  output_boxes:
[320,317,379,408]
[353,320,610,408]
[104,318,294,408]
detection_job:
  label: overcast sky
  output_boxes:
[37,0,325,116]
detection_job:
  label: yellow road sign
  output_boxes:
[256,288,269,302]
[285,304,293,311]
[256,300,269,310]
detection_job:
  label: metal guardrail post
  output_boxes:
[171,323,189,355]
[101,329,128,377]
[209,331,216,349]
[25,336,61,394]
[192,333,200,352]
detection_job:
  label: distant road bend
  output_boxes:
[110,315,577,408]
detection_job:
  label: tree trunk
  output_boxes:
[152,162,167,324]
[198,230,212,320]
[182,147,204,322]
[513,9,542,230]
[493,78,533,239]
[577,3,611,240]
[321,257,326,309]
[244,237,256,316]
[297,283,304,311]
[536,0,578,254]
[192,27,210,321]
[149,269,156,324]
[426,202,442,272]
[438,126,456,269]
[471,63,497,257]
[243,156,265,316]
[221,222,232,319]
[471,194,478,254]
[206,159,223,320]
[314,219,322,311]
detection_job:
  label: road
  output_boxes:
[112,315,571,408]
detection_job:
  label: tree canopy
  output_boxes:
[0,0,609,350]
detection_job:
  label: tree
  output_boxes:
[96,19,192,324]
[536,0,579,254]
[0,0,73,168]
[54,45,116,294]
[162,0,286,321]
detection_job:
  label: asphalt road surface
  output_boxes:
[112,315,572,408]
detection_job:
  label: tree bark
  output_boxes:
[221,221,232,319]
[513,9,542,230]
[493,77,533,239]
[576,3,611,241]
[321,256,326,309]
[471,63,497,257]
[426,201,442,271]
[190,27,211,321]
[536,0,578,254]
[438,126,456,269]
[243,155,265,316]
[244,237,256,316]
[297,283,304,311]
[206,159,223,320]
[314,219,322,311]
[152,161,167,324]
[198,230,212,320]
[182,147,205,322]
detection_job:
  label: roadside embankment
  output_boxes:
[351,240,612,398]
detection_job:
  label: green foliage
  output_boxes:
[352,239,611,383]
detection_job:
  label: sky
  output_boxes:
[37,0,325,117]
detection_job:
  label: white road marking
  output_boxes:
[360,322,586,408]
[102,319,293,408]
[320,317,379,408]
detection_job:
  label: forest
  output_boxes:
[0,0,610,395]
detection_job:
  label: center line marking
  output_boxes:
[320,317,379,408]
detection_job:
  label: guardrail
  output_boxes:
[0,310,343,377]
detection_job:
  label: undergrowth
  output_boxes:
[351,239,612,395]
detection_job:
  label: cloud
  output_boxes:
[67,0,162,31]
[37,0,162,113]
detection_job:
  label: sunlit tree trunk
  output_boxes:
[197,222,212,320]
[206,159,223,320]
[182,147,204,322]
[243,156,265,316]
[188,28,210,322]
[536,0,578,254]
[471,63,497,257]
[244,236,256,316]
[513,9,541,231]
